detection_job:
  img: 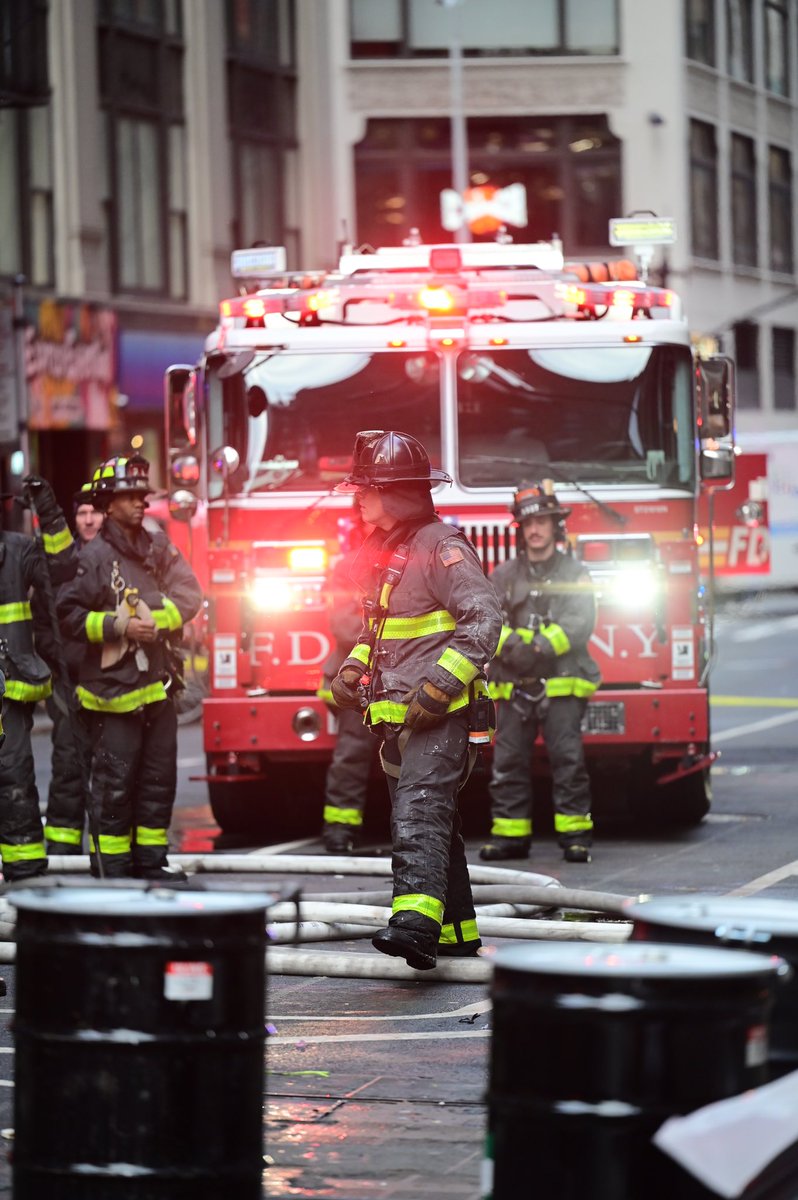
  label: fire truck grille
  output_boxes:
[461,523,517,573]
[582,701,626,735]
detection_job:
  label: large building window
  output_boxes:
[727,0,754,82]
[734,321,759,408]
[731,133,757,267]
[97,0,186,298]
[0,105,54,286]
[226,0,299,264]
[769,145,794,272]
[350,0,619,58]
[686,0,716,66]
[690,120,719,259]
[773,327,796,410]
[354,114,621,253]
[764,1,789,94]
[0,0,49,106]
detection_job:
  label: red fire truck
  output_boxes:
[164,237,767,836]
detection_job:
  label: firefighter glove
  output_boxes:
[403,681,451,731]
[501,631,551,678]
[22,475,61,526]
[331,666,365,712]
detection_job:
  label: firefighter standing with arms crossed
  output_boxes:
[331,431,502,970]
[57,455,202,879]
[480,481,600,864]
[42,482,105,854]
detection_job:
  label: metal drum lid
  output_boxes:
[622,894,798,947]
[9,886,274,918]
[493,940,788,981]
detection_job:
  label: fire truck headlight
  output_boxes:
[249,577,294,612]
[604,568,660,609]
[293,707,322,742]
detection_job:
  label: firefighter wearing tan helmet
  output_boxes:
[481,480,600,864]
[57,454,202,880]
[331,430,502,970]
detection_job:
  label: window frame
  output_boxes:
[689,119,720,260]
[686,0,717,66]
[730,131,757,267]
[97,1,187,300]
[768,144,794,273]
[726,0,754,82]
[764,0,790,96]
[349,0,620,59]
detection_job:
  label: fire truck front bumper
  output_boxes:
[203,696,340,760]
[581,687,709,754]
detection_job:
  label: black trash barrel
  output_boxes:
[11,884,272,1200]
[485,941,787,1200]
[625,894,798,1078]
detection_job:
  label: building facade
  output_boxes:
[1,0,796,509]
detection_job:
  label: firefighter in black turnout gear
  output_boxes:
[57,455,202,879]
[481,482,600,864]
[332,432,502,971]
[317,515,379,853]
[43,483,105,854]
[0,476,77,881]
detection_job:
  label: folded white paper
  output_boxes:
[653,1069,798,1198]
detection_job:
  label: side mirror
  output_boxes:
[168,489,199,523]
[696,355,735,489]
[696,356,734,441]
[165,365,198,449]
[699,445,734,483]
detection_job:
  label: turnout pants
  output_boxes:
[0,700,47,881]
[44,686,91,854]
[381,712,479,952]
[323,705,375,831]
[86,699,178,877]
[489,694,593,848]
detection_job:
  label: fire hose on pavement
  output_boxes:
[0,854,634,981]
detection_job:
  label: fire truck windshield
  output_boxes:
[206,350,442,495]
[457,344,694,489]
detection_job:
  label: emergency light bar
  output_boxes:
[338,239,564,276]
[555,281,675,316]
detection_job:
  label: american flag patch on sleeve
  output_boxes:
[440,543,465,567]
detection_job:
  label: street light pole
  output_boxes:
[439,0,471,243]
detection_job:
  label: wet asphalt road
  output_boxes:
[0,592,797,1196]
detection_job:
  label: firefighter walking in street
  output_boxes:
[318,513,379,854]
[480,481,600,864]
[57,455,202,879]
[331,431,502,970]
[42,483,105,855]
[0,476,77,882]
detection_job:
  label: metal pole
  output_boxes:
[443,0,471,243]
[12,274,29,476]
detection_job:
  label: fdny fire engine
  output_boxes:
[165,236,765,836]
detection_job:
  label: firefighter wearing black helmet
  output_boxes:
[480,481,600,864]
[0,474,77,883]
[331,431,502,971]
[57,454,202,879]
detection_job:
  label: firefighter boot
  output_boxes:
[322,822,359,854]
[479,836,531,862]
[563,843,592,864]
[437,939,483,958]
[372,913,438,971]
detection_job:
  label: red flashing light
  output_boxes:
[490,335,509,346]
[429,247,462,273]
[388,338,407,348]
[624,334,643,343]
[419,286,455,313]
[243,297,267,320]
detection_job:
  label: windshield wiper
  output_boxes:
[526,462,627,527]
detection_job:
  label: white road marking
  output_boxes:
[729,615,798,643]
[270,999,492,1023]
[727,860,798,897]
[712,710,798,743]
[268,1029,490,1045]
